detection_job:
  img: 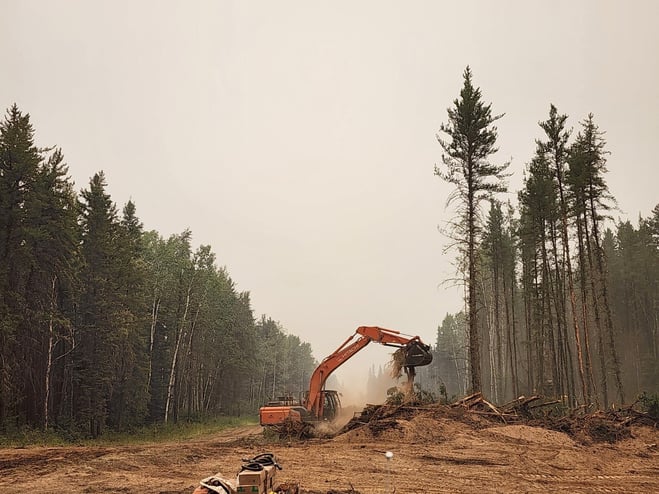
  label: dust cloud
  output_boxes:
[322,345,410,431]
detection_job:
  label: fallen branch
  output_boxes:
[528,399,561,410]
[481,397,506,422]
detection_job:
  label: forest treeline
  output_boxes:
[425,68,658,409]
[0,105,316,437]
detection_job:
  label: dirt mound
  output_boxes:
[335,415,454,444]
[334,394,657,446]
[486,424,577,447]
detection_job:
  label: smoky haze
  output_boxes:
[2,1,658,395]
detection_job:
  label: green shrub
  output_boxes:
[638,392,659,419]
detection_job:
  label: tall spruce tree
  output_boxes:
[0,106,42,428]
[106,200,149,429]
[76,171,122,437]
[435,67,509,393]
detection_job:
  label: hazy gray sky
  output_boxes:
[3,1,658,392]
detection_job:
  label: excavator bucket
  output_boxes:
[403,340,433,367]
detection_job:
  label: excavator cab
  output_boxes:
[321,390,341,421]
[403,340,433,368]
[301,389,341,422]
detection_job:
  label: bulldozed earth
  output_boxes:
[1,397,657,493]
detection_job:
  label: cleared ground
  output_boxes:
[0,410,657,493]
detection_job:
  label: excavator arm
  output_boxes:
[305,326,432,419]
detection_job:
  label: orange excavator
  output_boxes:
[259,326,433,431]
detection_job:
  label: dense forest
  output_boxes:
[0,105,316,437]
[423,69,658,409]
[2,75,658,437]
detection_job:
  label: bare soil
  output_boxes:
[1,409,657,494]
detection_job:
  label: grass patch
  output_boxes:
[103,416,257,445]
[0,415,258,448]
[0,427,70,448]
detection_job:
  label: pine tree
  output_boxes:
[435,67,509,393]
[567,114,624,406]
[537,105,591,405]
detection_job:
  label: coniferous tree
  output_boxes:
[0,105,43,428]
[0,106,79,430]
[482,200,505,401]
[76,171,122,437]
[434,312,468,398]
[567,114,623,406]
[503,202,521,400]
[26,148,79,430]
[567,132,599,406]
[435,67,509,393]
[537,105,592,404]
[106,201,149,429]
[607,220,658,396]
[481,200,521,402]
[649,204,659,248]
[519,149,578,402]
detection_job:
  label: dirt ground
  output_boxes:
[0,409,657,494]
